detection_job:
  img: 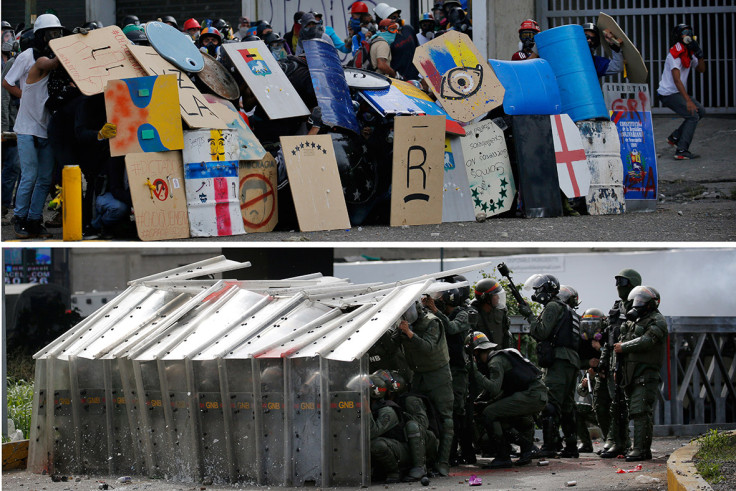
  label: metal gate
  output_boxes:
[536,1,736,114]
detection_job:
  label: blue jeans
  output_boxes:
[1,142,20,208]
[91,192,129,230]
[13,134,55,220]
[658,92,706,151]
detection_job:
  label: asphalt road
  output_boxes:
[3,115,735,243]
[1,436,681,490]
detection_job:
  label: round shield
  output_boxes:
[343,67,391,90]
[145,21,204,72]
[196,51,240,100]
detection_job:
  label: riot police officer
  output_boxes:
[396,302,454,476]
[578,308,609,453]
[471,278,513,348]
[470,332,547,467]
[520,274,581,458]
[599,268,641,458]
[368,374,411,483]
[614,286,667,462]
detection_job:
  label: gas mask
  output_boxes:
[300,23,324,41]
[531,288,551,305]
[625,306,644,322]
[270,44,287,60]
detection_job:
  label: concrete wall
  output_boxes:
[483,0,536,60]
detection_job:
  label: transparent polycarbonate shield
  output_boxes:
[133,360,172,478]
[51,359,77,474]
[325,357,370,487]
[162,360,197,481]
[108,359,139,474]
[28,359,48,473]
[72,357,109,473]
[192,359,228,483]
[255,357,287,485]
[287,357,323,486]
[222,358,258,483]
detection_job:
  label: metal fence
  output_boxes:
[536,0,736,114]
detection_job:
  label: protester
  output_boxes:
[295,12,334,56]
[312,11,351,54]
[657,23,706,160]
[236,16,251,40]
[373,3,419,80]
[183,18,201,42]
[512,19,540,60]
[1,40,20,223]
[197,26,223,59]
[284,11,304,55]
[417,12,435,45]
[582,22,624,77]
[369,19,398,77]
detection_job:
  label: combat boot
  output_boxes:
[625,416,648,462]
[404,422,427,482]
[537,416,559,458]
[515,434,537,466]
[14,217,31,239]
[482,434,513,469]
[559,412,579,458]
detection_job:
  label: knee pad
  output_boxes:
[443,417,454,433]
[405,420,421,439]
[371,438,389,456]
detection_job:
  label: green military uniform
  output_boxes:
[528,298,580,456]
[619,309,668,460]
[471,299,513,348]
[575,377,597,452]
[370,401,410,482]
[369,330,413,384]
[399,393,439,476]
[399,312,454,476]
[474,348,547,465]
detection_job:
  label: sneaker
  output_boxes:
[45,210,63,228]
[83,225,101,240]
[674,149,699,160]
[26,219,53,239]
[14,217,31,239]
[667,134,679,147]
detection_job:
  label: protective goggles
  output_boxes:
[681,28,694,38]
[519,30,536,40]
[615,276,630,287]
[383,22,400,34]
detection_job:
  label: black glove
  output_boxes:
[519,303,533,318]
[72,27,90,35]
[688,39,704,59]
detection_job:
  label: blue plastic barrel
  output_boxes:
[535,24,608,122]
[488,58,561,115]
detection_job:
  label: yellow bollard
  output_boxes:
[62,165,82,241]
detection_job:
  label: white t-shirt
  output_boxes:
[657,51,699,96]
[3,48,35,92]
[13,72,50,138]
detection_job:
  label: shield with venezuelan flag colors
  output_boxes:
[412,31,504,123]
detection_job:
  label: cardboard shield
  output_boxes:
[196,51,240,100]
[239,153,278,233]
[49,26,147,95]
[576,120,626,215]
[598,13,648,83]
[392,79,466,136]
[455,120,515,218]
[390,116,446,227]
[603,83,657,211]
[442,137,475,223]
[182,129,246,237]
[280,135,351,232]
[105,74,184,157]
[125,152,190,241]
[550,114,591,198]
[128,45,225,129]
[223,41,310,120]
[512,115,563,217]
[343,68,391,90]
[304,39,360,134]
[145,21,204,72]
[203,94,266,161]
[413,31,504,123]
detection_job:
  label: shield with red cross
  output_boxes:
[550,114,591,198]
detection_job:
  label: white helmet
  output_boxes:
[373,3,399,21]
[34,13,63,33]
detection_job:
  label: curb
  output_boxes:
[666,439,713,491]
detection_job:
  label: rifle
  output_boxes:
[497,262,529,308]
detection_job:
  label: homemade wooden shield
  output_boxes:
[105,74,184,157]
[603,83,658,212]
[223,41,310,120]
[413,31,504,123]
[390,116,446,227]
[442,137,475,223]
[455,120,515,219]
[197,51,240,100]
[576,120,626,215]
[359,84,423,116]
[304,39,360,134]
[182,129,246,237]
[202,94,266,161]
[392,79,466,136]
[598,13,648,83]
[128,45,225,130]
[512,115,562,217]
[145,21,204,72]
[49,26,147,96]
[280,135,351,232]
[239,153,278,233]
[550,114,591,198]
[125,151,190,241]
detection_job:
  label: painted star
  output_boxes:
[291,150,296,156]
[294,146,300,153]
[474,197,483,207]
[500,178,508,187]
[500,188,508,198]
[322,149,327,154]
[481,202,488,212]
[316,144,321,150]
[353,189,361,200]
[365,180,373,190]
[311,142,316,148]
[300,142,305,148]
[489,201,497,212]
[497,199,505,208]
[471,188,479,198]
